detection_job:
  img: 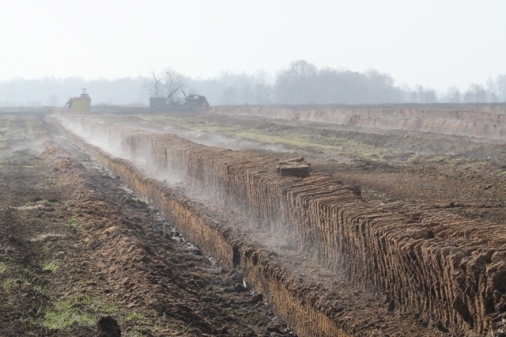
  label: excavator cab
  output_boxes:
[65,88,91,112]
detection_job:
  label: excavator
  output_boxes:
[64,88,91,112]
[149,87,209,109]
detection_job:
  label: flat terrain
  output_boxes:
[0,113,294,337]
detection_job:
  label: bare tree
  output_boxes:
[240,84,254,105]
[255,83,272,105]
[445,86,461,102]
[463,84,487,102]
[145,70,163,97]
[164,68,185,99]
[221,86,237,105]
[497,75,506,102]
[275,60,318,104]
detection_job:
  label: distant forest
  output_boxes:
[1,60,505,106]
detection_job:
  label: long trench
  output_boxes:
[49,110,506,337]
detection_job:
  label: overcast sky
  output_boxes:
[1,0,505,91]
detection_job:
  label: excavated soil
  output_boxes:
[3,104,506,337]
[0,113,294,337]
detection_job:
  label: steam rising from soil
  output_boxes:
[52,111,296,251]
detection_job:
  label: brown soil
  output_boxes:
[4,104,506,337]
[0,114,294,337]
[138,109,506,225]
[53,106,506,337]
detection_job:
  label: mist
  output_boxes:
[2,62,506,107]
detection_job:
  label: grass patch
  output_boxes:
[32,282,45,294]
[2,277,20,290]
[1,277,44,293]
[68,217,79,227]
[180,323,192,333]
[106,306,118,315]
[0,261,6,273]
[43,261,62,273]
[136,114,398,161]
[42,299,96,330]
[40,296,117,330]
[126,312,145,322]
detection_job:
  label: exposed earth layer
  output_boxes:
[2,103,506,337]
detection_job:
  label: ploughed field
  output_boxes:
[2,104,506,337]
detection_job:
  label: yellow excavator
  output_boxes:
[64,88,91,112]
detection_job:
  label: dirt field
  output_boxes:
[0,113,294,337]
[111,109,506,225]
[2,105,506,337]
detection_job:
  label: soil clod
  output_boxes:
[97,316,121,337]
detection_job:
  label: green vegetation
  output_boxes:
[180,323,192,333]
[126,312,145,322]
[136,114,404,163]
[0,261,6,273]
[106,306,118,315]
[1,277,44,293]
[43,261,61,273]
[32,282,45,294]
[68,217,79,227]
[39,296,118,331]
[139,114,491,170]
[42,299,96,330]
[2,277,20,290]
[138,115,334,149]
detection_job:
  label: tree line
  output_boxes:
[1,60,505,106]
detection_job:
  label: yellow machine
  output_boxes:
[65,88,91,112]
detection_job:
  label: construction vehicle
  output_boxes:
[65,88,91,112]
[149,87,209,109]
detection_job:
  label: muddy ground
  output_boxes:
[3,106,506,337]
[108,110,506,226]
[0,113,294,337]
[66,109,506,337]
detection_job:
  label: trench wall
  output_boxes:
[53,112,506,335]
[51,114,351,337]
[209,105,506,141]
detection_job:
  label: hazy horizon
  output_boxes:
[1,0,506,92]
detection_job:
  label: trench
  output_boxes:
[49,111,506,337]
[209,104,506,141]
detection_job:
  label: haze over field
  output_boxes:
[1,0,505,105]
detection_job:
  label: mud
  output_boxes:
[49,108,506,336]
[3,104,506,337]
[0,113,295,337]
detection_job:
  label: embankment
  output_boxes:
[51,111,506,336]
[209,105,506,141]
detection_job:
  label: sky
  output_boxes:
[1,0,505,91]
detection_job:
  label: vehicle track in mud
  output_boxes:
[0,113,295,337]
